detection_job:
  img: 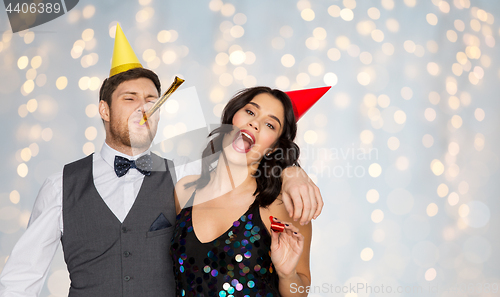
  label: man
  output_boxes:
[0,24,322,296]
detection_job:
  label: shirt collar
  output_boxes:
[100,142,151,169]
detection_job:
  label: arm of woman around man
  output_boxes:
[262,196,312,297]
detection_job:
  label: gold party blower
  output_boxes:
[140,76,185,125]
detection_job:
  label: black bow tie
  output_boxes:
[114,155,153,177]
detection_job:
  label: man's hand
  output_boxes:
[281,166,323,225]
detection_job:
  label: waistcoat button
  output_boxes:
[124,275,131,281]
[122,227,127,233]
[124,251,131,257]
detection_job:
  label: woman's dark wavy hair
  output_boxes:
[186,86,300,208]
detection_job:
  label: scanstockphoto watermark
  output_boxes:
[289,282,499,294]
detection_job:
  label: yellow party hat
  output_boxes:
[109,23,143,77]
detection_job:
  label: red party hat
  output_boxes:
[285,86,331,121]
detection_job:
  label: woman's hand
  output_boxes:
[269,217,305,279]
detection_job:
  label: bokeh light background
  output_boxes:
[1,0,499,296]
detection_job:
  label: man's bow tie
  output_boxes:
[114,155,152,177]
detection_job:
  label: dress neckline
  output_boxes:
[185,190,261,244]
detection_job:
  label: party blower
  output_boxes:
[140,76,185,125]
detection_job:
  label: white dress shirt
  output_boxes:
[0,143,198,297]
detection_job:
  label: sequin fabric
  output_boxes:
[170,193,280,297]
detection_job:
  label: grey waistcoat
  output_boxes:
[61,153,176,297]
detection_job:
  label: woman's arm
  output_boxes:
[262,198,313,297]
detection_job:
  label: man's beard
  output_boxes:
[109,114,155,150]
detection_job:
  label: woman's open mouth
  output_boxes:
[232,129,255,153]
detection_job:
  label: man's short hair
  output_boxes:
[99,68,161,107]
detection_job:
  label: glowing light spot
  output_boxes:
[424,108,436,121]
[371,30,384,42]
[233,67,247,80]
[26,99,37,113]
[230,25,245,38]
[431,159,444,176]
[356,20,375,36]
[301,8,315,21]
[304,130,318,144]
[387,137,399,150]
[41,128,52,141]
[10,190,20,204]
[327,48,341,61]
[85,126,97,141]
[427,40,439,53]
[157,30,172,43]
[85,104,98,118]
[308,63,323,76]
[357,72,371,85]
[386,18,399,32]
[20,148,31,162]
[377,94,390,108]
[82,5,95,18]
[396,156,409,170]
[426,13,438,25]
[368,163,382,177]
[82,142,95,156]
[162,50,177,64]
[281,54,295,67]
[275,76,290,89]
[296,73,310,86]
[367,7,380,20]
[280,25,293,38]
[82,28,94,42]
[17,163,28,177]
[23,80,35,94]
[474,133,485,151]
[446,77,457,95]
[323,72,338,86]
[427,62,440,76]
[382,43,394,55]
[18,105,28,118]
[366,189,379,203]
[335,36,351,50]
[56,76,68,90]
[427,203,438,217]
[328,5,341,17]
[360,52,372,64]
[447,30,457,42]
[437,183,449,197]
[305,37,319,50]
[360,248,374,261]
[404,0,416,7]
[404,40,416,53]
[394,110,406,124]
[448,192,459,206]
[381,0,394,10]
[18,56,29,69]
[340,9,354,21]
[451,115,462,128]
[474,108,485,121]
[313,27,327,40]
[371,209,384,223]
[208,0,223,11]
[334,93,350,109]
[360,130,374,144]
[425,268,437,281]
[458,204,469,217]
[221,3,235,16]
[244,51,256,65]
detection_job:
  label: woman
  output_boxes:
[171,87,312,296]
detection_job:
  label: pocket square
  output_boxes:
[149,213,172,231]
